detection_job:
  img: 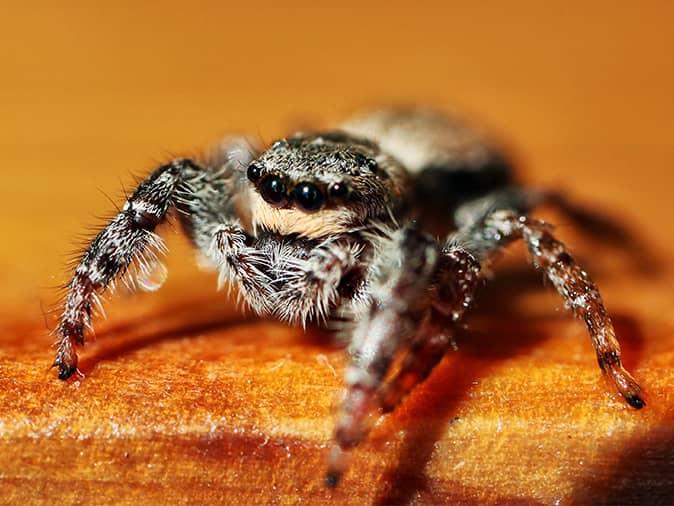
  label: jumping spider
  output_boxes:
[54,107,644,486]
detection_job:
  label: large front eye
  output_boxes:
[293,182,324,212]
[259,175,288,207]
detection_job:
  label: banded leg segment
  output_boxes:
[326,227,481,486]
[327,206,644,487]
[54,137,258,380]
[376,246,482,412]
[481,211,644,408]
[380,207,645,418]
[55,159,203,379]
[53,134,260,380]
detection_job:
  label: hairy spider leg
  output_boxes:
[373,189,531,411]
[327,189,644,486]
[209,228,363,324]
[376,194,646,417]
[325,226,481,487]
[54,135,258,380]
[55,136,370,379]
[55,159,202,379]
[478,209,645,409]
[375,248,481,414]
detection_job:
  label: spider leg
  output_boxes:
[376,242,484,412]
[54,138,257,380]
[377,197,646,419]
[371,190,529,411]
[377,321,453,413]
[455,191,644,408]
[476,209,645,409]
[274,239,363,325]
[207,221,276,314]
[327,194,643,486]
[326,226,480,486]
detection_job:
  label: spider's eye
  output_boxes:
[259,175,288,207]
[293,182,324,212]
[247,163,263,182]
[328,181,349,199]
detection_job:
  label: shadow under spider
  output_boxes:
[74,294,339,377]
[571,414,674,505]
[373,289,645,505]
[66,266,646,504]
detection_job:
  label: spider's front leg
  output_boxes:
[325,226,481,486]
[376,247,481,413]
[208,221,276,315]
[55,159,197,379]
[209,229,363,323]
[274,239,363,324]
[54,138,257,380]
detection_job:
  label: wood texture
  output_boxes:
[1,2,673,505]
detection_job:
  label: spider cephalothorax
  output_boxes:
[247,132,409,238]
[53,106,644,487]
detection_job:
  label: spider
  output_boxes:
[53,106,644,487]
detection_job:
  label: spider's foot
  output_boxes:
[625,393,645,410]
[598,351,645,410]
[52,359,80,381]
[617,377,645,410]
[52,345,80,381]
[324,471,340,489]
[325,446,348,488]
[604,363,645,410]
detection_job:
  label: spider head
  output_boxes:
[246,132,408,238]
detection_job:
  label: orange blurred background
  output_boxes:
[1,4,674,503]
[1,1,672,312]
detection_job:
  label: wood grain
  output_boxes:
[1,2,673,505]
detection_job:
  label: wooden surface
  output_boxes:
[1,2,674,505]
